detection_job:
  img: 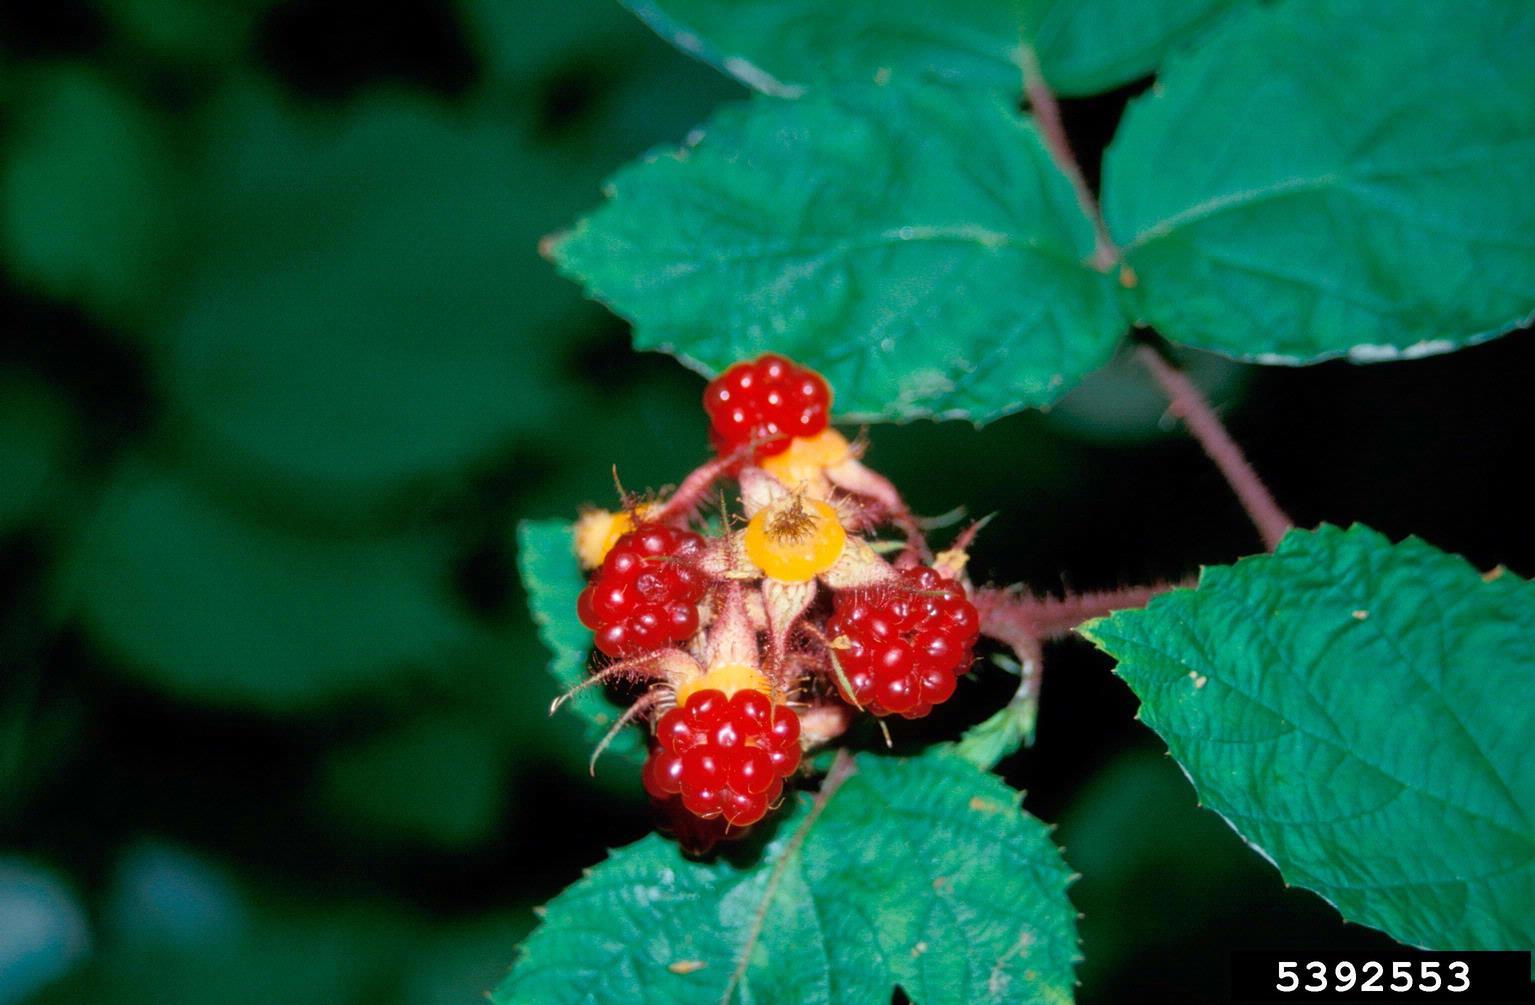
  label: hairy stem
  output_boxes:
[1021,45,1118,271]
[1003,633,1044,741]
[588,690,659,776]
[720,750,858,1005]
[1135,344,1294,550]
[827,457,933,564]
[651,444,754,526]
[974,581,1185,644]
[548,650,673,715]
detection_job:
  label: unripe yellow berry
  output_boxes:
[573,504,653,569]
[759,428,852,491]
[744,496,846,583]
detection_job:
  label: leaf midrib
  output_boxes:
[630,223,1090,279]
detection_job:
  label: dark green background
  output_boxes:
[1,1,1530,1003]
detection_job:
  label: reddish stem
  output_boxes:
[974,581,1183,645]
[1020,43,1288,548]
[649,444,754,527]
[1135,345,1294,550]
[827,455,933,565]
[1021,46,1118,271]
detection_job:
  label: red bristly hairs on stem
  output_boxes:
[1135,345,1294,550]
[648,442,756,526]
[1021,45,1118,272]
[972,582,1188,645]
[973,580,1187,728]
[1020,49,1294,551]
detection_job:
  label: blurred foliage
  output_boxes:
[0,859,90,1005]
[1056,747,1263,992]
[0,375,75,533]
[1,0,734,998]
[1,1,1530,1003]
[60,458,478,709]
[23,840,534,1005]
[1,63,185,327]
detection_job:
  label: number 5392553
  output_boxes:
[1276,960,1470,994]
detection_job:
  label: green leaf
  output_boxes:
[1,65,184,326]
[317,715,509,850]
[622,0,1239,97]
[1081,524,1535,954]
[1023,0,1243,97]
[494,750,1079,1005]
[516,520,644,765]
[554,85,1123,422]
[1104,0,1535,363]
[60,461,476,711]
[162,84,592,499]
[953,679,1037,769]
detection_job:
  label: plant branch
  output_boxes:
[974,581,1183,645]
[1021,45,1118,271]
[966,580,1185,758]
[1135,344,1294,550]
[588,690,659,776]
[650,443,754,526]
[720,750,858,1005]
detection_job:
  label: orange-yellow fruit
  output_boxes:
[744,496,846,583]
[574,505,653,569]
[759,428,851,490]
[674,662,771,708]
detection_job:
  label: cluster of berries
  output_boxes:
[567,354,981,849]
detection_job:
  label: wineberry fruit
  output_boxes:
[827,566,980,717]
[703,354,831,461]
[643,687,802,828]
[577,525,706,657]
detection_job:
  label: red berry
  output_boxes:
[826,566,980,718]
[703,354,832,462]
[576,525,707,658]
[644,688,801,829]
